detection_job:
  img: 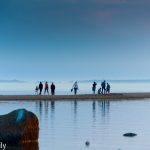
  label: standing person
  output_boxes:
[72,81,78,95]
[51,82,55,95]
[92,81,97,94]
[39,82,43,95]
[44,81,49,95]
[101,80,106,94]
[106,83,110,94]
[35,85,39,95]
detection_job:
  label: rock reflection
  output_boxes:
[6,142,39,150]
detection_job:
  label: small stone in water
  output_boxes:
[85,141,90,146]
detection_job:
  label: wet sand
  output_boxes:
[0,93,150,101]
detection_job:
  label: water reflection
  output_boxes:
[35,100,110,122]
[6,142,39,150]
[50,101,55,120]
[44,101,49,119]
[73,100,77,116]
[98,101,110,118]
[35,101,55,121]
[92,101,96,123]
[35,101,43,120]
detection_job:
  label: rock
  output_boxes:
[85,141,90,146]
[123,133,137,137]
[0,109,39,144]
[6,142,39,150]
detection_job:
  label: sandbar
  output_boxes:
[0,93,149,101]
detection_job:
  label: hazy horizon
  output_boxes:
[1,78,150,83]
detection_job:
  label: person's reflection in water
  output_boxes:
[6,142,39,150]
[92,101,96,123]
[50,101,55,119]
[73,100,78,122]
[44,101,49,119]
[98,100,110,118]
[39,101,43,117]
[35,101,43,120]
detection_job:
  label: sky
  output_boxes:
[0,0,150,81]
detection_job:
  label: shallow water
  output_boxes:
[1,99,150,150]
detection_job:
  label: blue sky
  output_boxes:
[0,0,150,81]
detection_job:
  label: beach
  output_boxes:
[0,93,150,100]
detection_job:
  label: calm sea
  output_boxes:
[1,99,150,150]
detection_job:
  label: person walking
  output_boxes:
[92,81,97,94]
[44,81,49,95]
[51,82,55,95]
[72,81,78,95]
[39,82,43,95]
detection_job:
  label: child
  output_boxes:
[35,85,39,95]
[97,88,101,94]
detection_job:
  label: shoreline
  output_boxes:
[0,93,149,101]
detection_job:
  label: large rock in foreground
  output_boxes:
[0,109,39,144]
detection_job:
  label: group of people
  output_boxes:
[35,81,55,95]
[92,80,110,94]
[71,80,111,95]
[35,80,110,95]
[97,80,110,94]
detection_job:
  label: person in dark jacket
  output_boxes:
[106,83,110,94]
[51,82,55,95]
[39,82,43,95]
[92,81,97,94]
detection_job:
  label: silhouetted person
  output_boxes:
[97,87,101,94]
[35,85,39,95]
[92,81,97,94]
[51,82,55,95]
[39,82,43,95]
[72,81,78,95]
[44,81,49,95]
[101,80,106,94]
[106,83,110,94]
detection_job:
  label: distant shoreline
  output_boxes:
[0,93,149,101]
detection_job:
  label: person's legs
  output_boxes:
[39,89,42,95]
[51,89,54,95]
[74,88,77,95]
[102,87,105,94]
[45,88,49,94]
[102,87,104,94]
[47,89,49,95]
[94,87,96,94]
